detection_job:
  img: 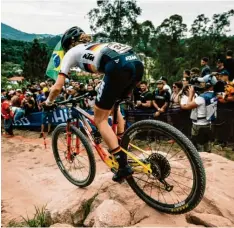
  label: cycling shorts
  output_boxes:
[95,51,144,110]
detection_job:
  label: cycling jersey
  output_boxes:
[60,41,144,110]
[60,42,133,76]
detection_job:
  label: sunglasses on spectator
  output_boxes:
[173,86,177,89]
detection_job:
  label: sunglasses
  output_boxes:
[173,86,177,88]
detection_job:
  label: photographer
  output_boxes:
[181,79,217,153]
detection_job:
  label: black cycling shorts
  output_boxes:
[95,51,144,110]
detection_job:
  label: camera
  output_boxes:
[189,77,205,93]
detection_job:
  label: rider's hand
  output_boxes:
[42,101,57,111]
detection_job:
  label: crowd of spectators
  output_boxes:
[1,50,234,151]
[1,78,101,137]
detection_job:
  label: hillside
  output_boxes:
[1,23,54,42]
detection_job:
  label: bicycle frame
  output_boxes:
[64,101,152,174]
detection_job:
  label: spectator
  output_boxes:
[94,78,100,87]
[169,81,183,110]
[40,82,49,93]
[182,77,190,87]
[152,80,170,118]
[214,70,229,95]
[133,83,142,103]
[85,85,97,110]
[200,57,211,77]
[1,96,14,136]
[190,67,200,78]
[67,86,79,99]
[183,69,191,78]
[224,50,234,82]
[21,92,36,116]
[16,89,25,104]
[181,82,217,153]
[135,81,152,109]
[39,91,53,138]
[36,87,46,111]
[74,82,80,91]
[1,89,7,97]
[159,76,172,94]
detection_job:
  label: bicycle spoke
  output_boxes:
[170,171,193,180]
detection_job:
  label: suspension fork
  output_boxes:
[66,119,72,160]
[75,118,81,154]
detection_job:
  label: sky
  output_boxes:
[1,0,234,36]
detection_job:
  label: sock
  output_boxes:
[109,146,127,168]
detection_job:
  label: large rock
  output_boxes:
[194,153,234,224]
[188,213,233,227]
[50,223,74,227]
[93,199,131,227]
[133,204,188,226]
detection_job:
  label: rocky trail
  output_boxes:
[1,130,234,227]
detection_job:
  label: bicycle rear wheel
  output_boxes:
[121,120,206,214]
[52,123,96,187]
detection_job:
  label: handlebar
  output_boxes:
[55,92,90,105]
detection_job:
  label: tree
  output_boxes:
[153,15,187,79]
[88,0,141,43]
[23,39,50,82]
[1,62,23,78]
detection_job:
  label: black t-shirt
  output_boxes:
[201,65,211,77]
[214,81,227,94]
[153,89,170,108]
[133,87,141,102]
[224,58,234,81]
[139,91,153,103]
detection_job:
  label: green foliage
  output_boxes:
[23,39,50,82]
[7,205,50,227]
[1,62,23,78]
[40,35,62,49]
[88,0,141,42]
[1,38,31,65]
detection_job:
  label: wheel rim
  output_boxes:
[126,127,198,208]
[56,129,91,183]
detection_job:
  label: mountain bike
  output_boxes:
[52,93,206,214]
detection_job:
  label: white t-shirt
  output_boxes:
[191,96,209,125]
[180,95,188,105]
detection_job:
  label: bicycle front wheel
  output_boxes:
[52,124,96,187]
[121,120,206,214]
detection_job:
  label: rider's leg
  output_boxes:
[94,105,118,150]
[94,105,127,167]
[116,108,125,136]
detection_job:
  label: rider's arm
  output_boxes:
[46,48,78,105]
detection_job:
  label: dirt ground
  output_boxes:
[1,129,109,225]
[1,129,234,226]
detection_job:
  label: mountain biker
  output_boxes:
[45,26,144,182]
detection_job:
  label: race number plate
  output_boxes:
[107,42,132,54]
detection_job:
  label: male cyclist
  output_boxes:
[45,26,144,182]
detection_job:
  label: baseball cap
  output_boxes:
[216,59,225,64]
[16,89,22,92]
[8,90,15,95]
[156,79,164,84]
[219,70,229,76]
